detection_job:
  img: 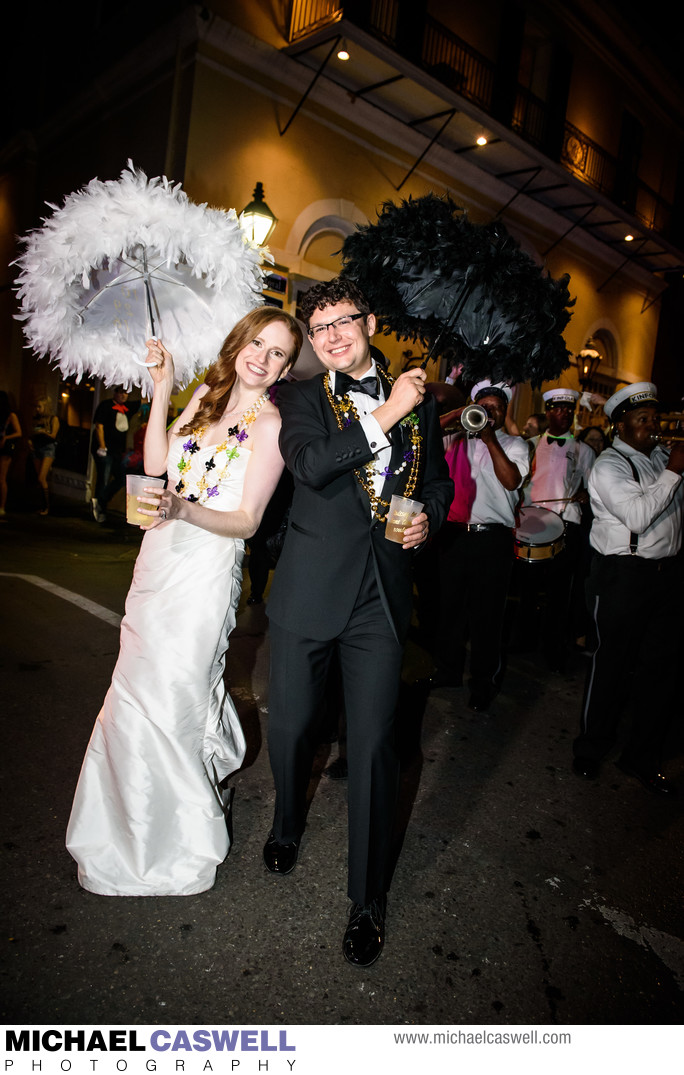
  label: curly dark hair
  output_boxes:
[299,278,371,324]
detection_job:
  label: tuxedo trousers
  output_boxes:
[267,555,402,905]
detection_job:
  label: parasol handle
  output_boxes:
[130,328,159,367]
[420,278,475,371]
[143,272,157,338]
[131,266,159,366]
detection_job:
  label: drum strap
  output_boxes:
[611,448,640,554]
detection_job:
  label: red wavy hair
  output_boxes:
[178,307,302,435]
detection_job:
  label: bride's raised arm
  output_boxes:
[142,338,207,475]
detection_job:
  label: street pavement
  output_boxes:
[1,502,683,1026]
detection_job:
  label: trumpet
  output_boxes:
[658,413,684,443]
[460,403,489,435]
[441,403,491,436]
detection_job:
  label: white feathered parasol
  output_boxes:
[14,162,268,390]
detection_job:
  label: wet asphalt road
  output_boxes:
[1,502,683,1026]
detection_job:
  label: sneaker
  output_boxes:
[91,498,106,523]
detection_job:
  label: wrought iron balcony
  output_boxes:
[285,0,675,245]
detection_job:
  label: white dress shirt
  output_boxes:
[588,436,683,558]
[330,362,391,508]
[444,429,530,526]
[525,432,594,525]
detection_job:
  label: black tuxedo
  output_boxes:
[266,366,453,904]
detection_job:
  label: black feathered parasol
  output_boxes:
[341,193,574,386]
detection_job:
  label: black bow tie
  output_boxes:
[336,372,379,399]
[547,435,567,445]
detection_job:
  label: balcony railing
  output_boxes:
[285,1,674,239]
[512,86,547,149]
[422,17,495,111]
[562,122,672,234]
[287,3,496,110]
[288,0,341,41]
[562,122,616,196]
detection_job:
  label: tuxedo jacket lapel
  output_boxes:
[317,378,372,519]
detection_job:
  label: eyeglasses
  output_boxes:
[307,312,366,339]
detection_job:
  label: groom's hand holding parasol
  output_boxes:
[373,366,427,431]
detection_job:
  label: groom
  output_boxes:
[264,278,453,967]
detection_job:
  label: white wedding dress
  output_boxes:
[66,436,249,896]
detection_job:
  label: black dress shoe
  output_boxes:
[617,761,676,796]
[263,832,299,874]
[343,895,386,968]
[572,756,600,779]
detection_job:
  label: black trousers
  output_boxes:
[93,451,126,508]
[434,524,514,695]
[267,557,402,905]
[574,553,682,769]
[510,520,586,666]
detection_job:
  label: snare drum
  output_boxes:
[514,506,565,563]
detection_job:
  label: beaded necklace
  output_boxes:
[174,392,269,503]
[323,369,422,521]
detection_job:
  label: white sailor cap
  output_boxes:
[471,379,513,404]
[543,388,579,408]
[604,381,658,421]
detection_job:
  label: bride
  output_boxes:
[66,307,302,896]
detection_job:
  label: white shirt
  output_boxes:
[588,436,683,559]
[525,432,594,525]
[443,429,530,526]
[330,362,391,509]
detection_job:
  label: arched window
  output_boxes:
[591,328,617,373]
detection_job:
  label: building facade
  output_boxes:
[2,0,683,497]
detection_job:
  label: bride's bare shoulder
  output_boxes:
[251,400,282,439]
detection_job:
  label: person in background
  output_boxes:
[572,382,684,792]
[122,402,150,476]
[573,424,610,651]
[90,386,140,523]
[444,363,461,386]
[0,390,22,517]
[29,397,59,515]
[522,412,548,440]
[577,425,608,456]
[431,380,529,710]
[523,388,595,670]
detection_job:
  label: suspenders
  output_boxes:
[610,448,640,555]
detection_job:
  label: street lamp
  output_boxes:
[574,339,602,390]
[239,182,278,246]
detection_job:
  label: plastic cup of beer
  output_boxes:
[385,494,424,543]
[126,474,165,526]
